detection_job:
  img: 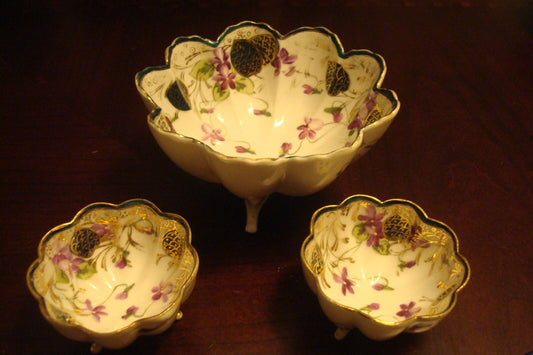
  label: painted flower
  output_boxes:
[272,48,297,76]
[115,250,130,269]
[116,283,135,300]
[332,267,355,296]
[52,243,84,278]
[151,281,174,302]
[348,91,378,129]
[297,117,324,140]
[332,110,343,123]
[368,303,380,310]
[211,47,230,71]
[235,145,255,154]
[121,305,139,320]
[201,123,225,145]
[91,224,114,238]
[396,301,422,319]
[357,205,386,247]
[85,299,108,322]
[280,142,292,156]
[302,84,315,94]
[213,63,236,90]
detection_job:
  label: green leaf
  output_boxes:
[213,83,230,102]
[234,76,254,95]
[324,106,341,114]
[352,223,368,242]
[190,58,215,81]
[373,238,390,255]
[76,261,97,280]
[55,268,70,284]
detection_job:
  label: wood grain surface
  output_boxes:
[1,1,531,354]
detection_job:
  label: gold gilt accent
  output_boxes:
[383,214,411,242]
[325,60,350,96]
[311,244,324,275]
[231,34,279,77]
[161,229,185,258]
[363,105,382,127]
[70,228,100,258]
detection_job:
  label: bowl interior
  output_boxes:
[304,196,468,323]
[138,23,397,159]
[28,202,196,333]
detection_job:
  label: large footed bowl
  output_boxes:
[301,195,470,340]
[27,199,199,353]
[136,21,400,232]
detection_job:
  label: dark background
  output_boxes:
[1,1,531,354]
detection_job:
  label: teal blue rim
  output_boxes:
[135,21,399,111]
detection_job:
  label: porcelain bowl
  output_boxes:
[27,200,199,353]
[136,21,400,233]
[301,195,470,340]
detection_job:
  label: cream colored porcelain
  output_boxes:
[301,195,470,340]
[27,200,199,353]
[136,21,399,232]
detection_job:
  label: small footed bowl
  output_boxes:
[27,199,199,353]
[136,21,399,233]
[301,195,470,340]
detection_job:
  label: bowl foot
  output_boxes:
[334,327,350,340]
[176,310,183,320]
[90,343,102,354]
[244,197,268,233]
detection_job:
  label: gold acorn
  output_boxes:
[325,60,350,96]
[161,229,185,258]
[70,228,100,258]
[383,214,411,242]
[166,79,191,111]
[231,34,279,77]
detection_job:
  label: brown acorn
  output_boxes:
[70,228,100,258]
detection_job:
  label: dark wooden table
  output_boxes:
[2,1,531,354]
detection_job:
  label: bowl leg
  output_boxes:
[90,343,103,354]
[244,196,268,233]
[334,327,350,340]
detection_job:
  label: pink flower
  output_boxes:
[405,260,416,268]
[297,117,324,140]
[213,64,236,90]
[349,91,378,129]
[201,123,225,145]
[272,48,297,76]
[115,283,135,300]
[368,303,380,310]
[235,146,247,153]
[372,283,384,291]
[211,47,230,71]
[302,84,315,94]
[332,267,355,296]
[91,224,113,238]
[121,305,139,320]
[85,299,108,322]
[396,301,422,319]
[332,110,343,123]
[357,205,386,247]
[151,281,173,303]
[52,243,84,278]
[115,251,130,269]
[280,142,292,155]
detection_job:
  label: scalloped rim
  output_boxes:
[26,199,199,339]
[301,194,471,328]
[135,21,400,163]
